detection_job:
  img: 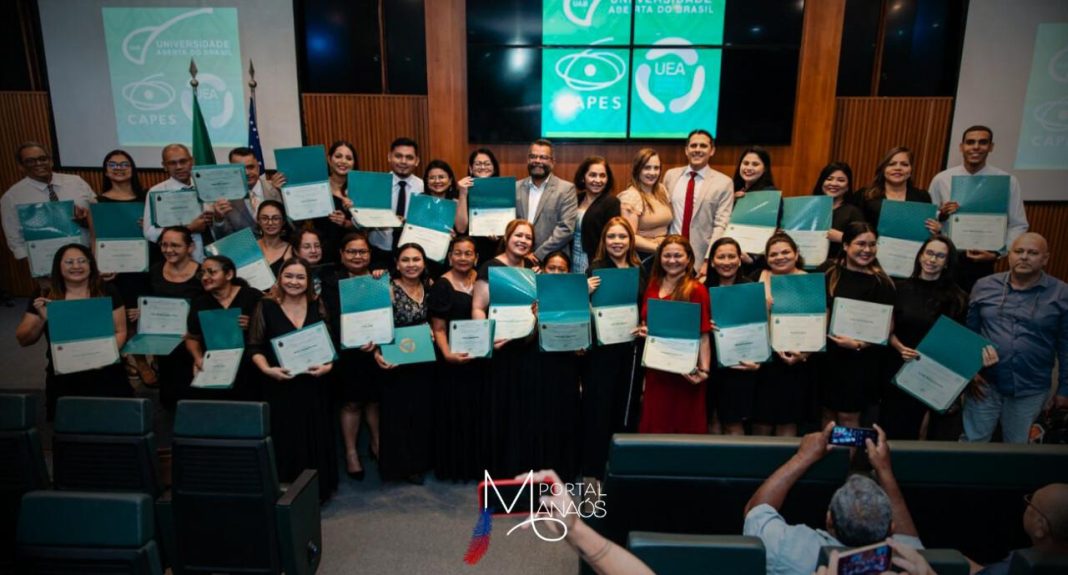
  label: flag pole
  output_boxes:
[189,58,199,91]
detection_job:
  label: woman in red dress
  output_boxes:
[637,235,712,434]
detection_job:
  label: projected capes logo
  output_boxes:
[1015,23,1068,170]
[543,41,630,138]
[102,7,244,146]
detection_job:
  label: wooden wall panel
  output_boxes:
[300,94,428,172]
[832,97,954,191]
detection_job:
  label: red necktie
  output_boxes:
[681,171,697,239]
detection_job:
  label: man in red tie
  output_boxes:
[663,129,734,272]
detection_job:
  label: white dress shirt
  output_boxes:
[527,178,547,222]
[928,163,1028,254]
[369,173,424,252]
[669,165,712,233]
[142,177,206,262]
[1,173,95,259]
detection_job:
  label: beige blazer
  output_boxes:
[663,165,734,268]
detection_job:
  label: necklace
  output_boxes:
[451,270,475,293]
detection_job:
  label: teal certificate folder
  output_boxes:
[769,273,826,352]
[591,267,640,346]
[877,201,937,279]
[205,228,275,291]
[536,273,591,352]
[339,274,394,348]
[348,171,401,228]
[122,296,189,355]
[398,194,457,262]
[91,203,148,274]
[274,146,333,220]
[710,282,771,366]
[193,308,244,389]
[488,267,537,340]
[782,196,832,268]
[47,297,119,374]
[726,190,782,254]
[192,164,248,202]
[469,177,517,237]
[18,200,84,277]
[894,315,992,412]
[643,299,701,374]
[949,175,1011,251]
[380,323,436,365]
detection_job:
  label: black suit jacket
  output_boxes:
[579,193,622,258]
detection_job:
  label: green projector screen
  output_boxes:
[541,0,725,139]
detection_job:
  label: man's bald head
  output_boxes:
[1012,232,1049,254]
[1032,483,1068,542]
[1008,233,1050,280]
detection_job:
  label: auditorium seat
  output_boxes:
[52,397,160,497]
[819,546,971,575]
[628,532,765,574]
[594,434,1068,564]
[0,393,49,569]
[1008,548,1068,574]
[16,490,163,574]
[161,400,321,575]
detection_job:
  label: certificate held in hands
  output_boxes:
[205,228,275,291]
[275,146,334,221]
[47,297,119,375]
[642,299,702,375]
[949,175,1010,251]
[149,189,201,228]
[591,267,640,346]
[122,296,189,355]
[769,273,827,352]
[469,177,517,237]
[349,171,402,228]
[488,267,537,340]
[399,194,457,262]
[830,297,892,345]
[537,273,591,352]
[18,200,86,278]
[380,324,436,366]
[270,321,337,376]
[782,196,832,269]
[877,201,937,279]
[339,274,394,348]
[91,203,148,274]
[192,308,244,389]
[450,319,494,358]
[894,316,992,412]
[725,190,781,254]
[710,282,770,367]
[192,164,248,202]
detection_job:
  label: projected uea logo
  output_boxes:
[636,38,705,114]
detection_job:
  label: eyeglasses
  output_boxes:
[527,154,552,162]
[21,155,51,166]
[106,161,132,169]
[921,250,948,260]
[1024,493,1056,536]
[343,248,370,256]
[258,216,284,223]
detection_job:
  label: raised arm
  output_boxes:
[866,424,918,537]
[744,421,834,515]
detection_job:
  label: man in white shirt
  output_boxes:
[141,143,212,261]
[368,137,423,264]
[212,146,284,238]
[928,125,1029,291]
[1,141,94,261]
[662,129,734,270]
[514,139,577,262]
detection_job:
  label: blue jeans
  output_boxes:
[962,389,1047,443]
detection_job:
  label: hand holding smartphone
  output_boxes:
[830,425,878,448]
[837,542,892,575]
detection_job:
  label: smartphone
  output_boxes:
[831,425,878,448]
[477,479,552,516]
[837,542,892,575]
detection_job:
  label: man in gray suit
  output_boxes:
[515,139,577,262]
[663,129,734,270]
[212,147,284,238]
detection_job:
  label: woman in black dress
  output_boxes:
[582,217,647,478]
[249,257,337,501]
[421,159,469,278]
[859,147,938,233]
[470,219,540,477]
[731,146,778,276]
[820,222,897,428]
[293,227,335,297]
[95,149,154,385]
[536,251,581,481]
[429,236,487,481]
[255,200,294,277]
[704,237,760,435]
[16,244,131,420]
[460,148,502,266]
[185,255,263,402]
[812,162,866,261]
[319,231,385,480]
[149,226,203,410]
[310,140,359,261]
[372,243,436,483]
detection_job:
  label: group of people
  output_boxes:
[2,124,1066,502]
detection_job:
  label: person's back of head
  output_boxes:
[1028,483,1068,551]
[828,474,893,547]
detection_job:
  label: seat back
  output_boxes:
[598,434,1068,564]
[0,393,49,568]
[1008,548,1068,575]
[628,532,765,575]
[53,397,160,497]
[171,401,281,574]
[16,490,162,574]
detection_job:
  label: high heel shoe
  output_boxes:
[345,451,365,481]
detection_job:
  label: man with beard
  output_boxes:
[963,233,1068,443]
[515,139,577,262]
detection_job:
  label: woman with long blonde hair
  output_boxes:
[618,148,673,259]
